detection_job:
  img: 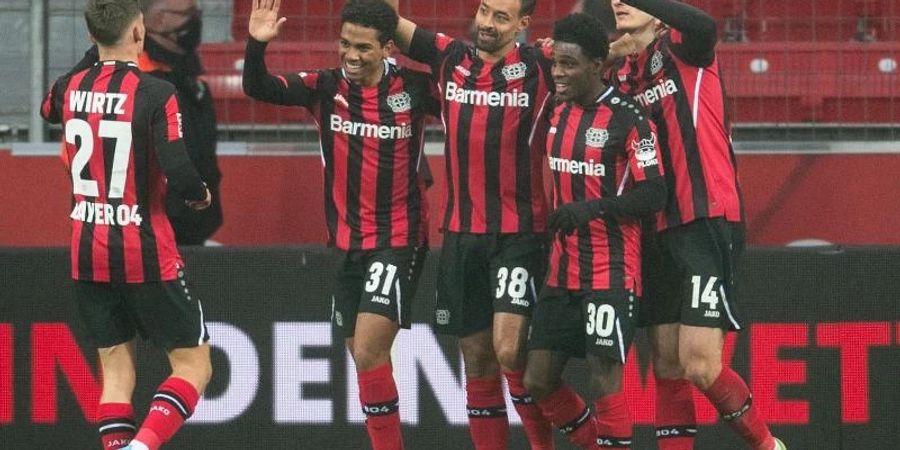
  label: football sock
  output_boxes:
[593,391,632,448]
[537,384,597,449]
[132,377,200,450]
[505,371,554,449]
[358,363,403,450]
[655,378,697,450]
[466,374,509,450]
[97,402,135,450]
[702,368,774,450]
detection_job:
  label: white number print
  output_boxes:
[365,262,399,296]
[690,275,720,309]
[495,267,530,299]
[586,303,616,338]
[66,118,133,198]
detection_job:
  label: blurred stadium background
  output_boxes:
[1,1,899,449]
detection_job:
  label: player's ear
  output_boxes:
[592,56,604,75]
[382,39,396,58]
[133,16,145,45]
[517,14,531,34]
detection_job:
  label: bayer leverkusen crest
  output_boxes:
[501,62,527,81]
[585,128,609,148]
[387,92,412,113]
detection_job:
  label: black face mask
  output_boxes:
[171,13,203,52]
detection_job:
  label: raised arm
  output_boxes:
[621,0,717,66]
[242,0,316,106]
[383,0,417,53]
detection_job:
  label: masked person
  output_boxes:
[142,0,223,246]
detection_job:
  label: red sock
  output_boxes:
[536,384,597,449]
[466,374,509,450]
[655,378,697,450]
[358,363,403,450]
[504,371,554,450]
[593,392,632,448]
[133,377,200,450]
[702,368,774,450]
[97,402,135,450]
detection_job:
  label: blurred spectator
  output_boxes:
[142,0,223,245]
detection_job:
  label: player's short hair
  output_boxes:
[341,0,399,45]
[84,0,143,46]
[519,0,538,16]
[553,13,609,60]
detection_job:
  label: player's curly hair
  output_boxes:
[84,0,142,46]
[341,0,399,45]
[552,13,609,60]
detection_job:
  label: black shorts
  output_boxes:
[75,269,209,351]
[331,246,426,338]
[640,217,745,330]
[434,233,546,337]
[528,288,637,362]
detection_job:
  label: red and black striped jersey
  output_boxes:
[41,61,207,283]
[408,28,554,234]
[610,29,743,231]
[545,87,663,292]
[243,39,438,251]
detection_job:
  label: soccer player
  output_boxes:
[607,1,786,449]
[382,0,557,448]
[242,1,437,448]
[523,13,665,449]
[40,1,213,450]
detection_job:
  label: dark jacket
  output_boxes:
[140,41,223,245]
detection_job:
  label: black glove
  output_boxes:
[547,200,605,235]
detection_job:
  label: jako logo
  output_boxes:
[633,78,678,108]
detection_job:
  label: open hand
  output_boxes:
[249,0,287,42]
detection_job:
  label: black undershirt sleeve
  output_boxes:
[151,93,207,202]
[594,176,667,219]
[242,38,317,106]
[622,0,718,67]
[408,27,442,69]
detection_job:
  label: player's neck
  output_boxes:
[629,26,658,53]
[476,41,517,64]
[98,46,140,64]
[576,83,608,108]
[356,60,387,87]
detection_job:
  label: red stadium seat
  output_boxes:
[718,42,900,124]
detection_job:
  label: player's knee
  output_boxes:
[682,358,720,390]
[652,353,684,379]
[523,368,557,402]
[494,344,523,372]
[460,339,499,377]
[352,346,391,372]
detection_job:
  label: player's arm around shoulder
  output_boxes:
[382,0,417,53]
